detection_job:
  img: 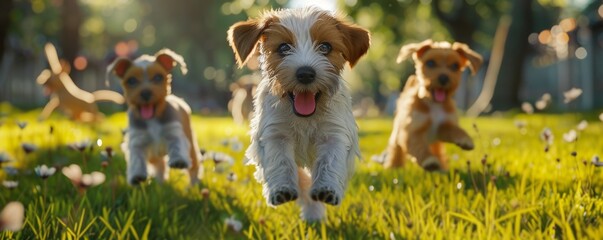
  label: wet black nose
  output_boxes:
[296,66,316,84]
[438,75,449,85]
[140,89,152,101]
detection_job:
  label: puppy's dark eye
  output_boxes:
[277,43,293,56]
[450,63,460,71]
[317,42,331,55]
[125,77,138,87]
[426,60,436,68]
[151,74,164,84]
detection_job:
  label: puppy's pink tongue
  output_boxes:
[434,89,446,102]
[294,92,316,116]
[140,105,154,119]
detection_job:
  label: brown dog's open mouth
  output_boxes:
[432,88,447,103]
[139,104,156,120]
[287,91,321,117]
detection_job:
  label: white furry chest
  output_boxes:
[428,103,450,140]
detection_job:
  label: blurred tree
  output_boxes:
[60,0,82,65]
[0,0,13,65]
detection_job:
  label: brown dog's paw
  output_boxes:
[455,137,474,150]
[269,187,298,206]
[420,156,442,171]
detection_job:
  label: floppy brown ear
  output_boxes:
[452,42,483,75]
[396,39,433,63]
[227,18,270,68]
[108,58,132,78]
[338,22,370,68]
[155,49,188,75]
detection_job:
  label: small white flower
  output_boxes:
[0,201,24,231]
[576,120,588,131]
[2,180,18,189]
[599,113,603,122]
[563,130,577,143]
[35,164,56,179]
[540,128,554,145]
[209,152,235,165]
[62,164,105,188]
[563,88,582,103]
[514,120,527,129]
[521,102,534,114]
[224,216,243,232]
[536,93,552,110]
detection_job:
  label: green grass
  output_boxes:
[1,103,603,239]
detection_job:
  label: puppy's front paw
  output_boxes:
[421,156,442,171]
[168,155,191,169]
[128,174,147,185]
[269,187,298,206]
[310,186,341,206]
[455,137,474,150]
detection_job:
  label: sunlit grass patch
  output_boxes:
[0,106,602,239]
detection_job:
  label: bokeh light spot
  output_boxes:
[124,19,138,33]
[73,56,88,71]
[575,47,587,59]
[538,30,551,44]
[115,42,129,57]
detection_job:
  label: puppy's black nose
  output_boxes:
[140,89,152,101]
[296,66,316,84]
[438,75,449,86]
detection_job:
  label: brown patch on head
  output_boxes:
[309,13,370,69]
[452,42,483,75]
[227,16,276,67]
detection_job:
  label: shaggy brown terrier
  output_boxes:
[384,40,483,171]
[37,43,124,122]
[108,49,201,185]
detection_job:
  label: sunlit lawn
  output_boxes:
[1,102,603,239]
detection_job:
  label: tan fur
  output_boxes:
[385,40,483,171]
[37,43,124,122]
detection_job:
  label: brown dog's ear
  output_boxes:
[108,58,132,78]
[452,42,483,75]
[106,57,132,86]
[396,39,433,64]
[227,17,273,68]
[338,22,370,68]
[155,49,188,75]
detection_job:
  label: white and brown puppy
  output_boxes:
[385,40,482,171]
[227,7,370,221]
[108,49,201,185]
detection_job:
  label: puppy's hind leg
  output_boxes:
[162,122,191,169]
[384,142,405,168]
[297,167,326,221]
[148,156,167,184]
[384,125,406,168]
